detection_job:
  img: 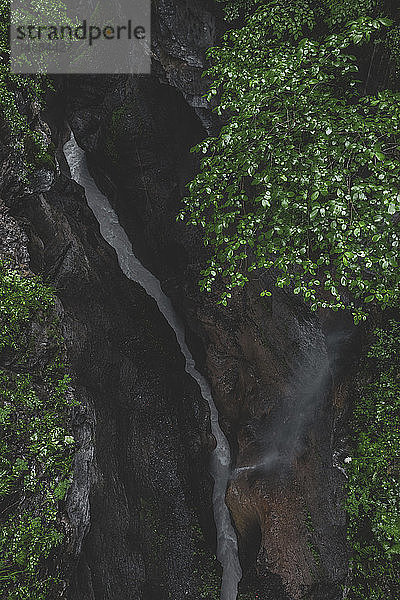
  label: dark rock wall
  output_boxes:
[0,1,365,599]
[54,1,361,597]
[1,96,217,600]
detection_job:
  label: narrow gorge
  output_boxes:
[1,2,399,600]
[63,132,242,600]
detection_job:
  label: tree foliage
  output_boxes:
[215,0,262,21]
[180,1,400,321]
[0,0,48,159]
[0,263,76,599]
[217,0,379,23]
[346,321,400,599]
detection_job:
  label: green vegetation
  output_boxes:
[183,2,400,597]
[215,0,262,21]
[346,320,400,599]
[0,1,399,599]
[0,7,75,598]
[180,1,400,322]
[0,263,76,599]
[216,0,380,23]
[0,0,49,162]
[324,0,378,27]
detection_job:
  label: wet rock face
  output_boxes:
[66,84,351,595]
[2,113,217,598]
[24,178,217,600]
[210,293,348,599]
[0,1,358,598]
[57,1,356,595]
[151,0,222,130]
[60,0,222,149]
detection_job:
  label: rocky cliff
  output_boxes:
[0,1,366,599]
[1,78,219,600]
[51,2,361,599]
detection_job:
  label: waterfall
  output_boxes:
[63,134,242,600]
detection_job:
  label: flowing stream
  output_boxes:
[63,133,242,600]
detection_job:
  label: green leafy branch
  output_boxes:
[180,2,399,322]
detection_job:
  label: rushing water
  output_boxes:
[63,133,242,600]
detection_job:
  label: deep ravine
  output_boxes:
[63,133,242,600]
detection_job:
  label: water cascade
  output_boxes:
[63,133,242,600]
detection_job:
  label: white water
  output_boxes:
[63,134,242,600]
